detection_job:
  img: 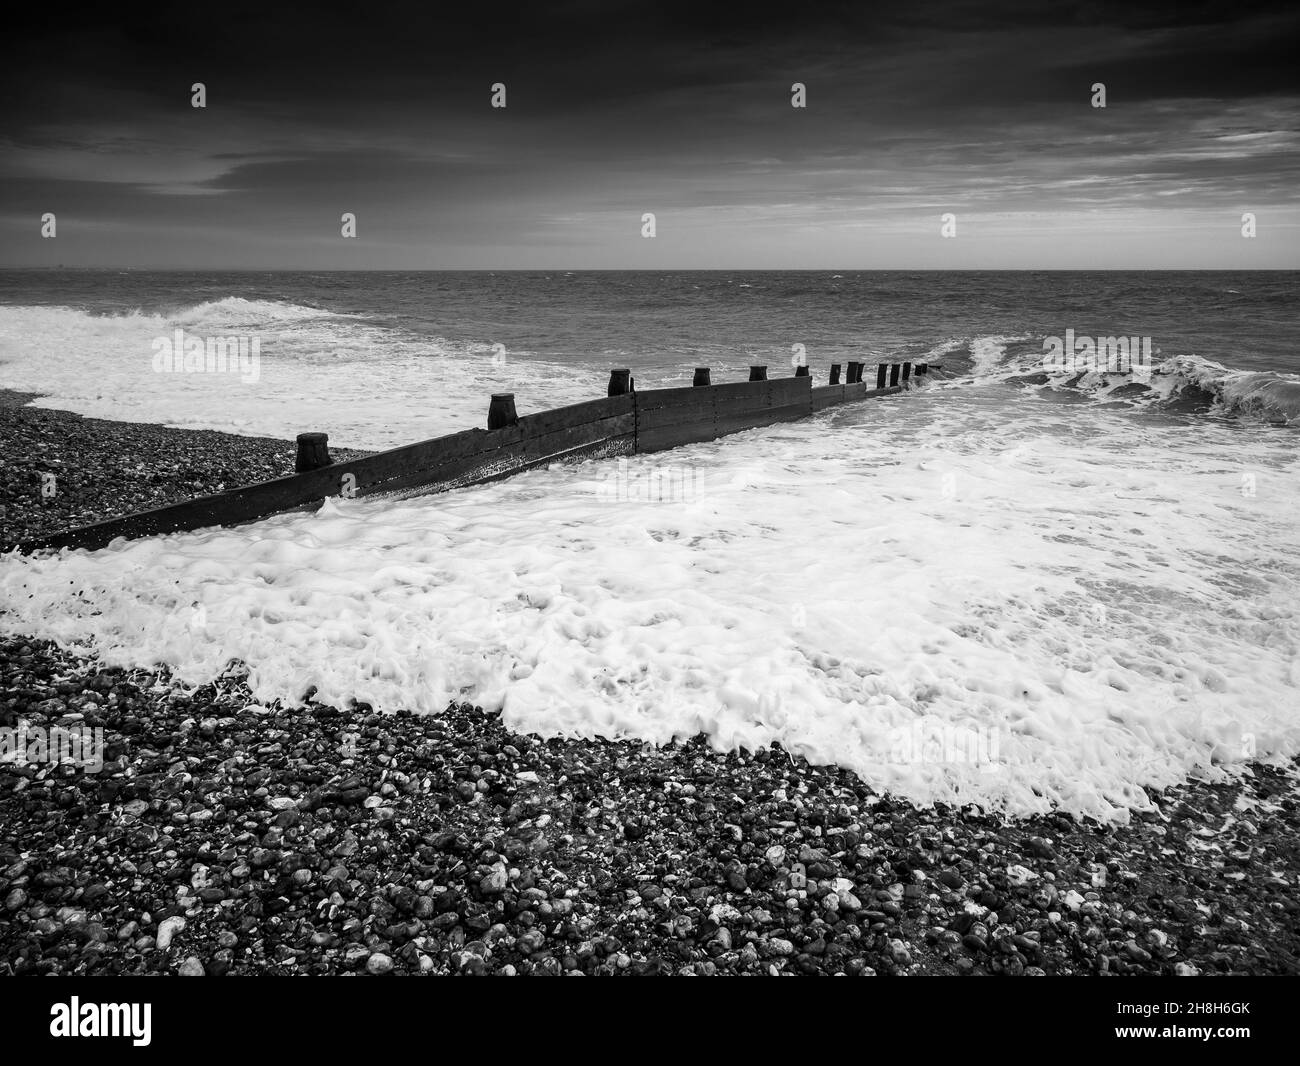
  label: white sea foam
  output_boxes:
[923,336,972,362]
[3,385,1297,823]
[946,343,1300,424]
[167,296,349,328]
[0,302,599,449]
[968,334,1027,377]
[1144,356,1300,422]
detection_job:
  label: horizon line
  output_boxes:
[2,266,1297,274]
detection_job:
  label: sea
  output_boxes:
[1,269,1298,821]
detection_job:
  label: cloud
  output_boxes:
[1,0,1296,266]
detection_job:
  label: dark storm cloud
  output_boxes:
[7,1,1298,108]
[1,0,1297,266]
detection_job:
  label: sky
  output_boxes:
[1,0,1297,269]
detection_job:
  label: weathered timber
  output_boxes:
[487,393,518,430]
[295,432,331,473]
[634,384,719,453]
[15,395,636,552]
[810,384,844,411]
[13,361,922,554]
[713,378,807,437]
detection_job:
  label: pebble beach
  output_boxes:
[2,393,1298,976]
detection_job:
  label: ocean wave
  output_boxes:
[1157,357,1300,422]
[1028,355,1300,423]
[922,336,973,362]
[926,342,1300,425]
[969,334,1035,377]
[166,296,349,329]
[2,297,351,336]
[0,301,602,448]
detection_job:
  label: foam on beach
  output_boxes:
[0,301,600,449]
[3,383,1297,823]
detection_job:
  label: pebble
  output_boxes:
[155,916,186,951]
[1123,941,1153,964]
[479,865,508,894]
[0,621,1294,979]
[365,953,394,975]
[1026,837,1056,860]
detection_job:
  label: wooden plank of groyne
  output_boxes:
[714,378,811,436]
[516,395,634,437]
[770,378,809,406]
[16,427,499,552]
[13,366,910,555]
[713,380,772,436]
[711,379,773,415]
[710,379,766,401]
[810,384,844,411]
[17,395,637,552]
[516,415,637,467]
[635,386,715,429]
[637,419,717,453]
[634,384,717,453]
[769,377,811,422]
[382,411,637,497]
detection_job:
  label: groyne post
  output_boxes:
[488,393,518,430]
[295,432,331,473]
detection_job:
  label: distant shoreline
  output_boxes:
[4,267,1299,274]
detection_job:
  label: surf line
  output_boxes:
[1042,330,1154,374]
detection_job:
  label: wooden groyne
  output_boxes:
[9,361,933,554]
